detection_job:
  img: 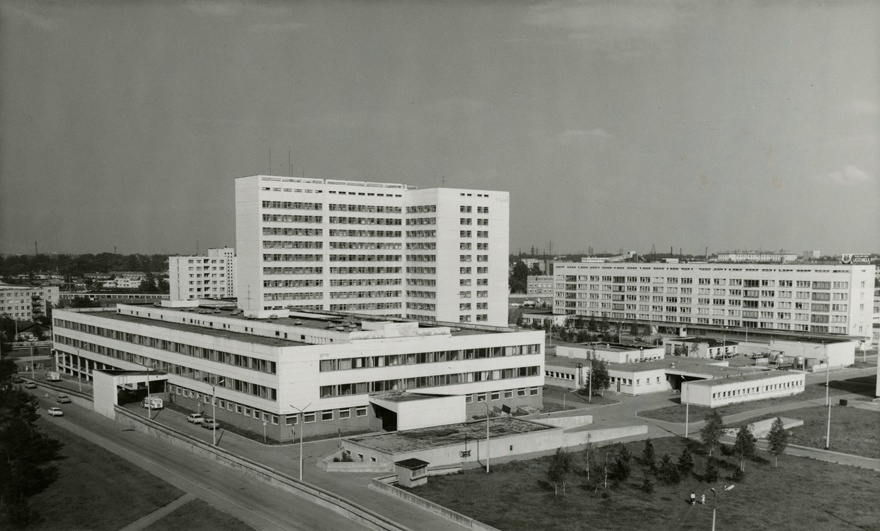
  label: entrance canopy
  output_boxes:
[92,369,168,419]
[369,391,465,431]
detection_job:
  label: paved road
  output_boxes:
[34,394,366,531]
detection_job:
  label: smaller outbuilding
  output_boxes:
[394,458,429,488]
[682,371,805,408]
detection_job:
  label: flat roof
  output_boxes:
[687,370,802,388]
[371,391,448,403]
[348,417,554,454]
[91,311,304,347]
[545,355,766,379]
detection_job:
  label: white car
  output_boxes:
[186,413,205,424]
[201,418,220,430]
[47,407,64,417]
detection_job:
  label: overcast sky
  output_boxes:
[1,0,877,257]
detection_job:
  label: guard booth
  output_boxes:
[395,458,429,488]
[92,369,168,419]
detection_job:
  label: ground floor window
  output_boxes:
[304,413,316,423]
[356,406,367,417]
[339,408,351,419]
[321,410,333,421]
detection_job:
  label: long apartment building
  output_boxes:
[553,262,875,344]
[52,304,543,439]
[0,283,59,321]
[235,175,509,326]
[168,247,236,301]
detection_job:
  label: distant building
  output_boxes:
[527,275,554,297]
[715,251,798,263]
[803,250,821,261]
[553,261,875,345]
[168,247,236,301]
[0,283,59,321]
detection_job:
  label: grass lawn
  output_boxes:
[143,498,252,531]
[27,420,247,531]
[752,405,880,459]
[412,437,880,531]
[637,382,851,424]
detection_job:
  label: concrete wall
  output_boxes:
[531,415,592,430]
[369,476,498,531]
[396,395,465,431]
[92,371,117,418]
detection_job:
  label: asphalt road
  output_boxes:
[33,393,367,531]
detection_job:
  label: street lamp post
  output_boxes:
[75,348,82,392]
[824,343,831,449]
[482,400,491,473]
[290,403,312,482]
[145,362,157,420]
[684,382,689,439]
[711,484,735,531]
[212,379,225,446]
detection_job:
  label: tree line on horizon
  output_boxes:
[0,253,169,279]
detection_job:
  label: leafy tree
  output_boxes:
[700,410,724,456]
[732,423,757,472]
[588,359,610,397]
[0,355,18,387]
[508,262,529,294]
[629,322,639,337]
[547,448,574,495]
[704,457,720,483]
[658,453,680,484]
[767,417,788,468]
[528,263,543,276]
[677,446,694,477]
[587,316,598,332]
[0,389,63,526]
[641,438,656,473]
[583,439,594,482]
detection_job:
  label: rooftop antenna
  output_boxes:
[441,175,446,187]
[289,147,292,177]
[269,147,272,176]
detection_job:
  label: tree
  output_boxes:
[677,446,694,477]
[583,438,594,482]
[658,453,680,484]
[732,423,757,472]
[0,389,63,526]
[704,457,720,482]
[641,470,655,494]
[508,262,529,294]
[547,448,574,495]
[587,316,598,332]
[613,444,632,481]
[700,411,724,456]
[587,359,610,397]
[641,438,656,473]
[767,417,788,468]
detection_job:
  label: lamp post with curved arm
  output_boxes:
[711,484,735,531]
[483,400,491,473]
[290,403,311,482]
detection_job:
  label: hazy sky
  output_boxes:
[1,0,878,256]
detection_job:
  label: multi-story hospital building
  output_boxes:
[52,304,544,439]
[235,175,509,327]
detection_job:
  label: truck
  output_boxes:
[142,396,164,410]
[46,371,61,382]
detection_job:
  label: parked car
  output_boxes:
[57,394,71,404]
[201,418,219,430]
[47,407,64,417]
[24,382,37,389]
[186,413,205,424]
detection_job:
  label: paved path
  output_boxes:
[120,493,196,531]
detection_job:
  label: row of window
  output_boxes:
[711,379,802,399]
[318,367,541,397]
[56,343,276,400]
[53,324,278,374]
[328,302,402,311]
[261,201,322,210]
[319,344,539,372]
[329,229,402,238]
[329,204,402,213]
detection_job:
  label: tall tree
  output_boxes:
[588,359,610,397]
[700,410,724,456]
[614,444,632,481]
[704,457,720,483]
[677,446,694,477]
[641,438,656,473]
[658,453,680,484]
[508,261,529,294]
[767,417,789,468]
[733,423,757,472]
[547,448,573,495]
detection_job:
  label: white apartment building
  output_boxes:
[527,275,554,296]
[52,304,543,439]
[553,262,875,344]
[235,175,509,326]
[169,247,236,301]
[0,283,59,321]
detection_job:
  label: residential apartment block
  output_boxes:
[553,262,875,344]
[0,283,59,321]
[169,247,236,301]
[52,304,543,439]
[527,275,554,297]
[235,175,509,326]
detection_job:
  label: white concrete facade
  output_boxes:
[682,372,805,408]
[556,343,665,364]
[0,283,59,321]
[52,304,543,439]
[169,247,236,301]
[235,175,509,326]
[553,262,875,343]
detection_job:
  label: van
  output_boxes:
[142,396,164,410]
[46,371,61,382]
